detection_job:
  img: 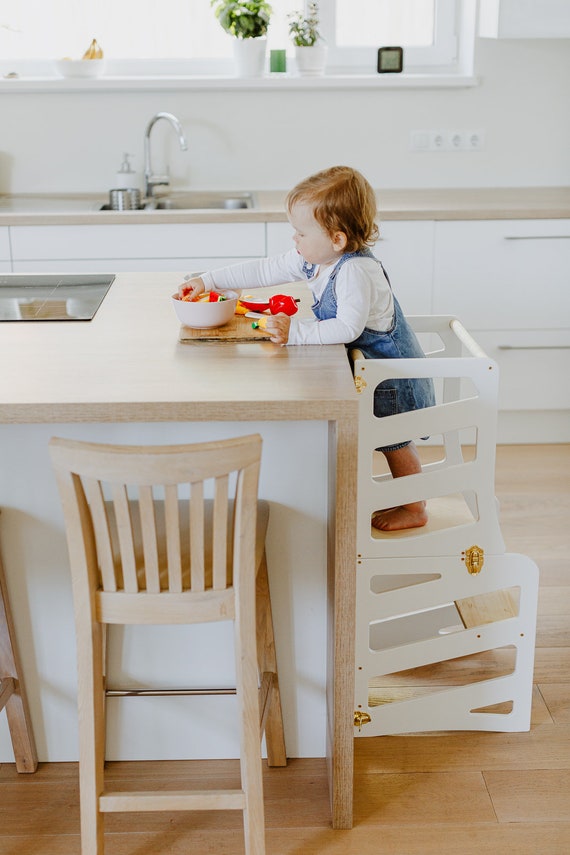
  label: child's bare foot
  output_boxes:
[372,502,428,532]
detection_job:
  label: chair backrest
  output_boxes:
[50,434,262,626]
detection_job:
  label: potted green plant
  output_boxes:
[288,2,327,76]
[211,0,273,76]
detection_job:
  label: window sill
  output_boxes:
[0,72,479,94]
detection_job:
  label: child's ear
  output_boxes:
[332,231,348,251]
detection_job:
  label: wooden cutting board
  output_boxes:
[178,314,272,343]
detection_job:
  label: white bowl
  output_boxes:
[54,59,106,79]
[171,290,238,329]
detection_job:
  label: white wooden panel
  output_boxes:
[374,222,434,315]
[10,223,265,261]
[0,262,11,272]
[471,329,570,411]
[266,222,293,255]
[433,220,570,330]
[266,220,434,315]
[12,258,258,274]
[0,227,10,261]
[479,0,570,37]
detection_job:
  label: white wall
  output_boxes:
[1,38,569,195]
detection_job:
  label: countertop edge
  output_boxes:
[1,187,569,226]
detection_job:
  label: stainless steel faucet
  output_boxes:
[143,112,188,199]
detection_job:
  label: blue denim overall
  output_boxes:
[305,250,435,452]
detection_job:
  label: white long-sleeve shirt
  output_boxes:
[201,249,394,346]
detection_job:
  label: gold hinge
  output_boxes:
[354,710,372,731]
[462,544,485,575]
[354,375,367,394]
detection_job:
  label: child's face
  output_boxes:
[288,202,346,266]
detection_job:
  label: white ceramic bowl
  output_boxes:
[54,59,106,79]
[171,290,238,329]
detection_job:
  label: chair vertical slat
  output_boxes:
[189,481,205,592]
[213,475,229,591]
[83,477,117,592]
[139,485,160,593]
[112,484,138,593]
[164,484,182,592]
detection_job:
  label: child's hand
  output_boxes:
[265,313,291,345]
[178,276,205,301]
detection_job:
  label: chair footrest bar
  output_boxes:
[106,687,236,697]
[100,789,246,812]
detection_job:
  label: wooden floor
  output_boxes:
[1,445,569,854]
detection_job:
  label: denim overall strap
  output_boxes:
[302,259,318,280]
[308,249,435,452]
[312,249,380,321]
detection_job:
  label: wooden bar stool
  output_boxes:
[0,524,38,773]
[50,433,286,855]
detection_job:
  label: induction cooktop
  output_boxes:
[0,273,115,321]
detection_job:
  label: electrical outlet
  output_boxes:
[449,130,466,150]
[410,129,485,152]
[467,130,485,150]
[429,130,449,151]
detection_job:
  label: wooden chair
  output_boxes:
[50,433,286,855]
[0,525,38,773]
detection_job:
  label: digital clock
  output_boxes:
[377,46,403,74]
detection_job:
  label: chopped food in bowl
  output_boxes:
[171,290,238,329]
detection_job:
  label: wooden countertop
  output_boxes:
[0,272,358,424]
[1,187,569,226]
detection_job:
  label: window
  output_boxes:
[0,1,473,78]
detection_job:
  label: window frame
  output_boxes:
[321,0,460,73]
[0,0,475,83]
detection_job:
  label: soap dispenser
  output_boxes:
[114,153,139,190]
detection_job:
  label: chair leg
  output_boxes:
[77,620,106,854]
[0,547,38,773]
[256,551,287,767]
[235,594,266,855]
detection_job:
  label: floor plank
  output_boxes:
[1,445,569,854]
[484,769,570,822]
[538,684,570,723]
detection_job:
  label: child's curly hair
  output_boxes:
[286,166,379,253]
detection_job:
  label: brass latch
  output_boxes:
[354,710,372,731]
[462,544,485,575]
[353,375,367,394]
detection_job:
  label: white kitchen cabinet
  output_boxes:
[433,219,570,439]
[0,227,10,270]
[266,220,434,315]
[12,258,253,274]
[9,223,265,272]
[479,0,570,38]
[432,219,570,330]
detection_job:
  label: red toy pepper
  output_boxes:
[268,294,299,316]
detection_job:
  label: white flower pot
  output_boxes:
[295,43,328,77]
[232,37,267,78]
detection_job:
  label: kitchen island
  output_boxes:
[0,271,359,828]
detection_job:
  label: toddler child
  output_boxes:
[179,165,435,531]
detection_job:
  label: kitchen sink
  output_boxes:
[145,191,256,211]
[99,191,256,211]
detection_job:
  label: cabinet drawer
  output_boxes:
[12,257,258,274]
[266,220,434,315]
[0,227,10,261]
[10,223,266,261]
[473,329,570,411]
[433,220,570,330]
[375,221,434,315]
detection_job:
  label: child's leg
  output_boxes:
[371,442,428,532]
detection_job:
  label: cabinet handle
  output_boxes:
[498,345,570,350]
[504,235,570,241]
